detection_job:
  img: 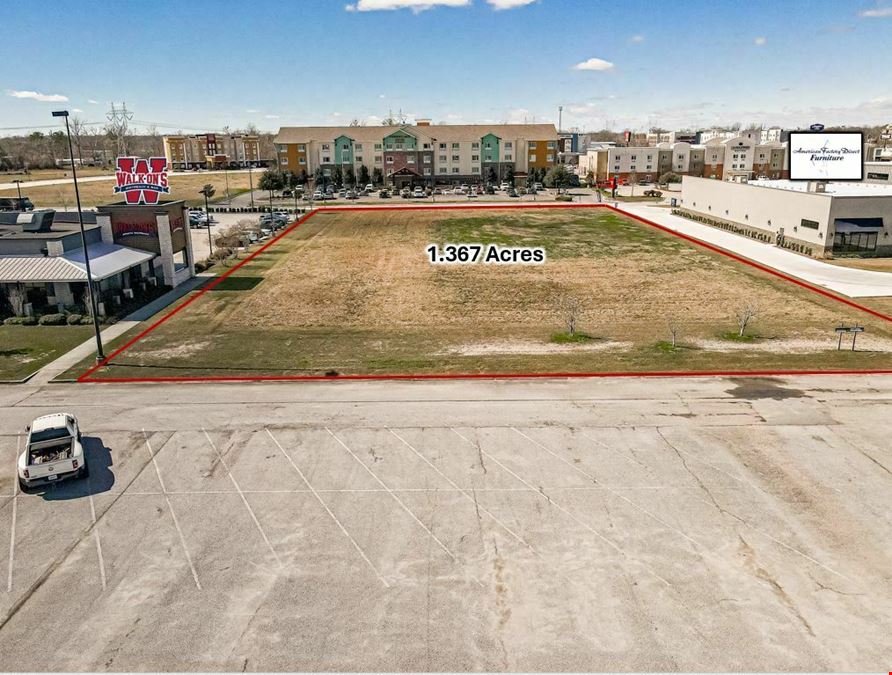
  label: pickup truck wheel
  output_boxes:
[18,479,32,494]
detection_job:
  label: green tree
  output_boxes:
[543,165,572,192]
[299,169,309,185]
[332,166,343,186]
[658,171,682,185]
[372,167,383,186]
[485,166,497,185]
[258,169,285,208]
[344,164,355,187]
[358,165,370,186]
[313,167,325,188]
[504,165,515,186]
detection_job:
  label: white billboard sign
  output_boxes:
[788,132,863,181]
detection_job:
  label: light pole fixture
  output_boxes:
[202,189,213,257]
[53,110,105,362]
[248,164,255,208]
[12,179,23,201]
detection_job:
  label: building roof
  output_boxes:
[0,220,100,241]
[750,179,892,197]
[275,123,559,145]
[0,242,155,283]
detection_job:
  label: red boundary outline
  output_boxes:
[78,203,892,384]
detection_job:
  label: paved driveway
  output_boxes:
[0,375,890,670]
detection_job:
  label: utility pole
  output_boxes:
[105,102,134,156]
[558,105,563,134]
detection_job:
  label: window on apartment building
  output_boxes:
[281,157,289,165]
[322,144,330,150]
[322,156,331,163]
[386,156,394,163]
[472,142,479,149]
[452,167,460,173]
[529,142,538,148]
[505,142,512,149]
[439,155,447,161]
[630,165,636,170]
[452,143,460,149]
[472,155,479,161]
[505,154,512,161]
[375,155,382,163]
[423,155,431,163]
[439,143,446,150]
[546,154,554,162]
[342,144,349,151]
[530,154,537,162]
[614,165,620,171]
[424,168,431,175]
[439,167,448,174]
[646,155,652,160]
[472,167,480,173]
[547,142,555,149]
[299,157,306,165]
[355,156,363,163]
[452,155,459,161]
[631,155,637,160]
[407,157,415,163]
[677,154,684,160]
[484,142,491,149]
[323,169,331,176]
[646,165,652,170]
[423,143,431,149]
[374,143,382,150]
[297,144,306,152]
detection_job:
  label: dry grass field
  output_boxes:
[0,172,253,208]
[78,207,892,379]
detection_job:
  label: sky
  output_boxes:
[1,0,891,137]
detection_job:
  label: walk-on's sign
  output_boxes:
[114,157,170,205]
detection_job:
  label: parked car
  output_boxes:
[18,413,87,491]
[188,209,208,223]
[413,187,425,198]
[346,190,358,200]
[499,183,511,191]
[452,187,464,195]
[432,188,443,195]
[507,188,519,198]
[379,190,391,198]
[282,189,293,198]
[484,185,495,195]
[400,188,411,199]
[0,197,34,212]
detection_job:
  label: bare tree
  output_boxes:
[668,319,681,348]
[70,116,88,165]
[4,284,27,316]
[735,302,758,337]
[560,295,584,336]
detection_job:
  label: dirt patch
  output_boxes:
[133,339,212,360]
[694,335,892,353]
[444,340,633,356]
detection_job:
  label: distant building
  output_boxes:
[273,121,559,187]
[578,130,787,183]
[678,177,892,258]
[163,133,269,170]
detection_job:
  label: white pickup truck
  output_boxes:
[17,413,87,491]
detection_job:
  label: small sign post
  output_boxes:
[835,325,864,351]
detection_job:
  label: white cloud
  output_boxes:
[246,108,260,113]
[754,36,767,45]
[87,99,99,104]
[630,34,645,43]
[7,89,68,102]
[346,0,469,12]
[264,114,280,119]
[487,0,536,9]
[859,5,892,17]
[378,93,386,99]
[71,108,83,113]
[573,57,614,72]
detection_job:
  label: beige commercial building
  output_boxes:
[677,176,892,258]
[163,133,268,170]
[273,121,559,186]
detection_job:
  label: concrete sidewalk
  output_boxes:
[29,275,210,383]
[616,202,892,298]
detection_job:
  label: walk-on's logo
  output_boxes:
[114,157,170,204]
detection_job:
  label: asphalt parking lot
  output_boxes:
[0,376,890,670]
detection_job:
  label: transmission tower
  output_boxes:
[106,102,134,156]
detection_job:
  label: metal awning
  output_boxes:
[0,243,155,283]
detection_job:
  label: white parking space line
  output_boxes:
[142,430,202,590]
[451,428,671,588]
[6,435,19,593]
[264,429,389,588]
[326,428,457,562]
[87,493,107,591]
[387,428,543,560]
[513,427,701,549]
[202,429,283,569]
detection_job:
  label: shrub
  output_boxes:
[554,194,573,202]
[66,313,83,325]
[80,316,95,325]
[38,313,67,326]
[4,315,38,325]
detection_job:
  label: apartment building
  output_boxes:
[163,133,269,170]
[273,120,559,186]
[578,131,788,183]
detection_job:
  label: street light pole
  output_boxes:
[13,180,22,201]
[248,164,255,208]
[53,110,104,362]
[204,190,212,258]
